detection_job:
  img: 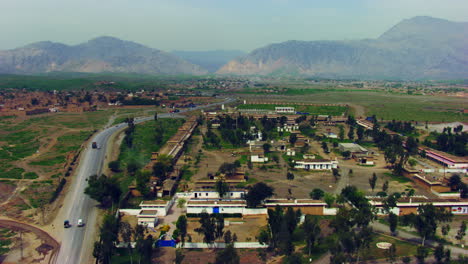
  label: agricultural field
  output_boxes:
[238,90,467,122]
[237,103,348,116]
[115,118,185,193]
[0,110,115,221]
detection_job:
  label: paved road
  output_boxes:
[55,97,235,264]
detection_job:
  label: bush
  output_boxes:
[108,160,121,172]
[49,178,66,203]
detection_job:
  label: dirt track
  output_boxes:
[0,219,60,264]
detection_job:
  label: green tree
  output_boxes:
[369,173,377,192]
[108,160,121,172]
[214,214,225,241]
[303,215,321,256]
[414,203,453,245]
[195,212,216,245]
[215,179,230,198]
[386,244,397,263]
[283,253,303,264]
[348,126,355,140]
[401,256,411,264]
[415,246,429,264]
[120,221,134,263]
[310,188,325,200]
[176,215,187,246]
[324,193,335,208]
[455,221,466,244]
[434,244,445,264]
[84,174,122,208]
[289,133,297,145]
[262,143,272,153]
[388,212,398,235]
[175,249,184,264]
[338,125,345,141]
[224,230,232,244]
[382,180,389,193]
[245,182,274,208]
[152,154,174,182]
[215,243,239,264]
[136,170,152,197]
[357,125,364,142]
[342,150,351,159]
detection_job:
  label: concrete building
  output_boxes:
[294,159,338,170]
[251,149,268,163]
[139,200,171,216]
[187,200,247,214]
[137,210,159,227]
[338,143,369,155]
[191,190,245,199]
[368,196,468,216]
[275,106,295,114]
[265,199,329,215]
[422,148,468,169]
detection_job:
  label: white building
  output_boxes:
[139,200,171,216]
[251,149,268,163]
[191,190,245,199]
[294,159,338,170]
[187,200,247,214]
[275,107,295,114]
[286,148,296,156]
[338,143,368,154]
[137,210,159,227]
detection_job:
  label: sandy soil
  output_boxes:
[186,215,268,243]
[0,219,59,264]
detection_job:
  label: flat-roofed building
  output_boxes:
[294,159,338,170]
[137,209,159,227]
[139,200,170,216]
[422,148,468,169]
[275,106,295,114]
[265,199,328,215]
[187,199,247,214]
[338,143,369,155]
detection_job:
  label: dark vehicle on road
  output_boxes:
[64,220,71,228]
[92,142,98,149]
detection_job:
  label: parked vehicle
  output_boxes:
[77,219,84,227]
[64,220,71,228]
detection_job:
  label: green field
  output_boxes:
[237,104,348,116]
[239,90,467,122]
[361,234,420,261]
[117,118,185,192]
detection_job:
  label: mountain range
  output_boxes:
[0,36,207,75]
[218,16,468,79]
[0,16,467,79]
[172,50,246,73]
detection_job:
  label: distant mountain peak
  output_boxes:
[0,37,208,75]
[218,16,468,80]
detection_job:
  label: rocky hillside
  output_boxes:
[0,37,208,75]
[217,16,468,79]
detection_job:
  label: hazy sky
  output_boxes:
[1,0,467,52]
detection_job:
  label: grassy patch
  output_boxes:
[29,155,66,166]
[23,172,39,179]
[237,104,347,116]
[361,233,420,261]
[384,172,412,183]
[0,167,25,179]
[118,119,184,168]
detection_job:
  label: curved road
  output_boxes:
[55,97,235,264]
